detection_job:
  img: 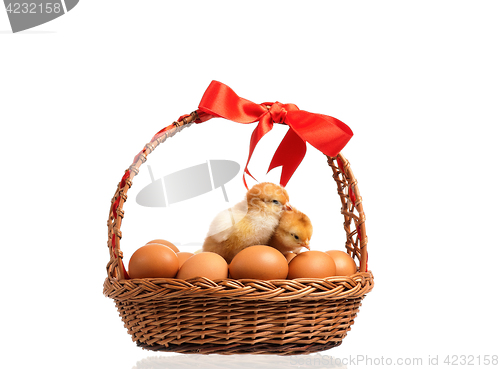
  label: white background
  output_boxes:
[1,1,499,368]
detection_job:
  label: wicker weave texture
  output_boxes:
[119,296,363,354]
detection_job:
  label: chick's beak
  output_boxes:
[284,202,292,211]
[301,241,310,250]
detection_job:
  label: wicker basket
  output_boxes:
[103,111,374,355]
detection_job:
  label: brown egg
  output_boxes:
[326,250,357,276]
[287,251,336,279]
[176,252,194,268]
[146,239,179,253]
[128,244,179,279]
[176,252,228,280]
[285,253,297,263]
[229,245,288,280]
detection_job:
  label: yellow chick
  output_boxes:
[269,207,313,255]
[203,182,291,263]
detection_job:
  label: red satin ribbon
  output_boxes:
[195,81,353,187]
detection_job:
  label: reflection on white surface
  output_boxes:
[132,354,347,369]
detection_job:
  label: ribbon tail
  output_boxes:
[243,169,258,190]
[243,114,274,188]
[268,128,307,187]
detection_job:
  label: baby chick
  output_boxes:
[203,182,291,263]
[269,207,313,255]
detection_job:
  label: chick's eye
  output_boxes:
[291,234,299,240]
[272,200,280,205]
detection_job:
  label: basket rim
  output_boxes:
[103,270,374,302]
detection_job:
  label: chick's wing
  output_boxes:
[206,199,249,242]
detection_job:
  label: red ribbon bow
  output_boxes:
[194,81,353,188]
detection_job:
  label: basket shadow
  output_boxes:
[133,353,348,369]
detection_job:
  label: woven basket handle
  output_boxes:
[328,154,368,272]
[106,112,198,279]
[106,112,368,279]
